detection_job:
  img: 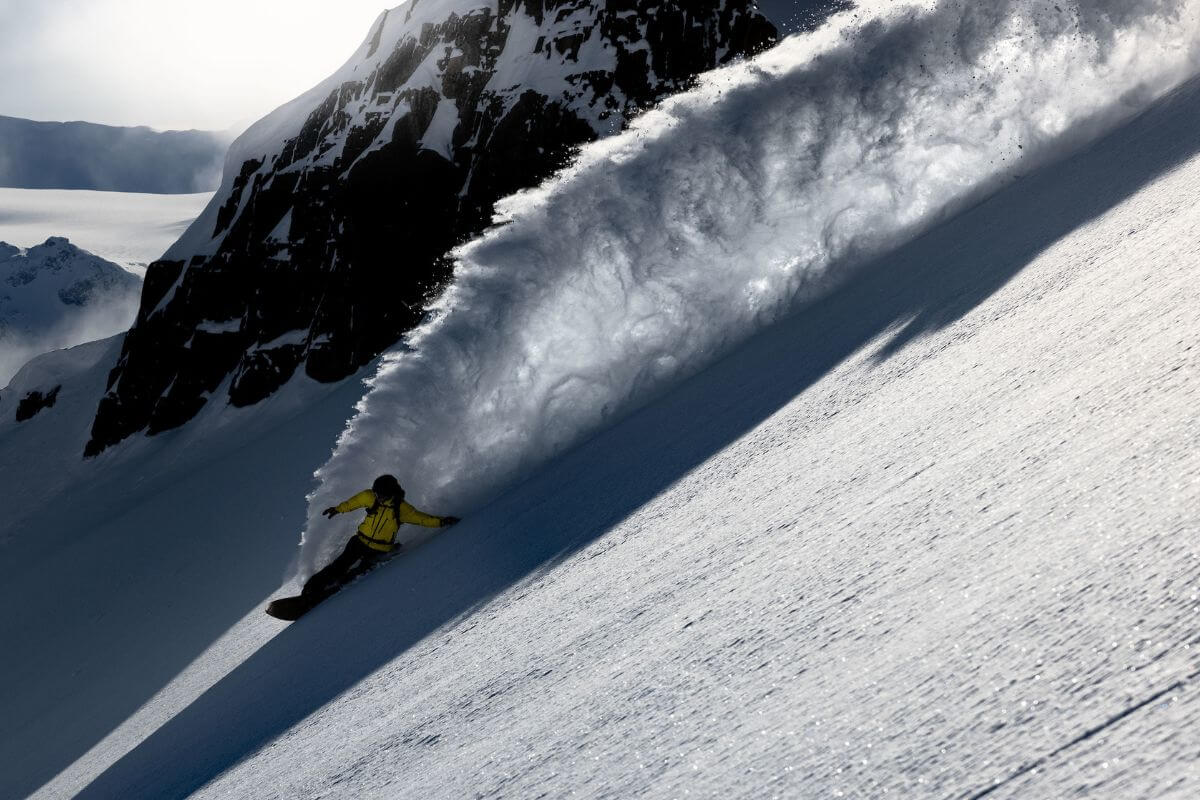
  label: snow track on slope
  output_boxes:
[300,0,1200,574]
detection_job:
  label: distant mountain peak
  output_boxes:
[0,239,142,384]
[1,238,139,307]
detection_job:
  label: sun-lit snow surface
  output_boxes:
[0,187,213,274]
[301,0,1200,575]
[8,1,1200,797]
[52,71,1200,799]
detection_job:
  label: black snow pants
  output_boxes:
[302,535,385,597]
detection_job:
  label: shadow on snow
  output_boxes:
[0,377,369,800]
[76,76,1200,798]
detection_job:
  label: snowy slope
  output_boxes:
[45,70,1200,800]
[0,342,371,800]
[301,0,1200,574]
[5,1,1200,798]
[0,237,141,384]
[0,187,214,274]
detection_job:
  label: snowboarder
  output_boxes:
[301,474,460,599]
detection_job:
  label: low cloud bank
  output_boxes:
[0,238,142,385]
[0,117,229,194]
[0,295,137,387]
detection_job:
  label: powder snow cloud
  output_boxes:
[299,0,1200,575]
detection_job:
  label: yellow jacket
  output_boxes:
[334,490,445,552]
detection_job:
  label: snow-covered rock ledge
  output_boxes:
[87,0,777,455]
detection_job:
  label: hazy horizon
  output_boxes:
[0,0,389,132]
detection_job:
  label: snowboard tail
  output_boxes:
[266,593,326,621]
[265,542,411,621]
[265,566,373,620]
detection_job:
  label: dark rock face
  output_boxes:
[15,386,60,422]
[757,0,854,34]
[85,0,776,456]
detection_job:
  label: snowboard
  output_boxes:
[265,551,400,621]
[265,593,325,621]
[265,527,454,621]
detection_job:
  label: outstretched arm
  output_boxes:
[398,501,459,528]
[322,489,375,518]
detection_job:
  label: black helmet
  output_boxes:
[372,474,404,501]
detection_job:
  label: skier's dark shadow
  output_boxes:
[77,76,1200,799]
[0,374,374,800]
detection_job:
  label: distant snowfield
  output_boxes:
[0,188,213,274]
[21,69,1200,800]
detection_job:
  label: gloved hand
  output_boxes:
[441,516,461,527]
[322,507,338,519]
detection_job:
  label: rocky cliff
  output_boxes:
[85,0,776,455]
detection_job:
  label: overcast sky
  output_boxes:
[0,0,389,132]
[0,1,806,133]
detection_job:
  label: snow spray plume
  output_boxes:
[298,0,1200,576]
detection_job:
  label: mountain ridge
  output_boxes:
[84,0,777,456]
[0,237,141,384]
[0,115,229,194]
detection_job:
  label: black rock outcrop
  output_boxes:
[85,1,775,455]
[15,386,61,422]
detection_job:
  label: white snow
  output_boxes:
[266,209,293,244]
[484,2,622,115]
[0,340,374,800]
[0,188,213,274]
[418,99,461,161]
[160,1,462,262]
[0,186,205,378]
[5,2,1200,799]
[165,0,706,263]
[0,237,141,384]
[257,328,310,349]
[28,68,1200,799]
[302,0,1200,575]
